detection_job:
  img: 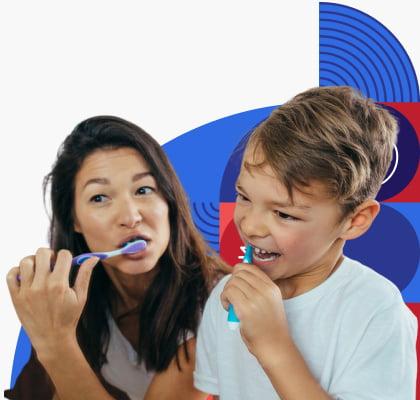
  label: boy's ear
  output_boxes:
[340,199,380,241]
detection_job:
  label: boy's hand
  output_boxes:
[220,263,291,366]
[6,248,99,361]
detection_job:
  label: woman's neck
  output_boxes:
[104,266,157,317]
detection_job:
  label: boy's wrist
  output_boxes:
[253,333,296,370]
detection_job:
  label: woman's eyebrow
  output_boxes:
[83,172,153,190]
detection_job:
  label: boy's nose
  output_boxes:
[117,199,143,228]
[240,209,269,238]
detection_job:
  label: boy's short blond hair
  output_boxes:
[246,86,398,217]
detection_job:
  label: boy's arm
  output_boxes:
[257,336,332,399]
[221,263,333,399]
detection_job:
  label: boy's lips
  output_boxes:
[246,242,282,264]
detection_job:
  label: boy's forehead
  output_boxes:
[237,160,333,207]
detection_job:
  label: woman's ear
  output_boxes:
[74,217,81,233]
[340,199,380,241]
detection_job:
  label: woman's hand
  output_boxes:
[6,248,99,361]
[220,263,291,367]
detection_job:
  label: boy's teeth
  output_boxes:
[252,246,281,262]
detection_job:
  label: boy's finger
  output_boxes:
[74,257,99,302]
[233,263,272,284]
[221,285,248,318]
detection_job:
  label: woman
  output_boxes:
[6,116,224,399]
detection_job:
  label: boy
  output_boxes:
[193,86,417,399]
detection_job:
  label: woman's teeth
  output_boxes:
[253,246,280,262]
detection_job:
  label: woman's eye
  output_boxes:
[136,186,154,195]
[89,194,108,203]
[275,211,297,221]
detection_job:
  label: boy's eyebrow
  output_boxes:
[83,172,152,189]
[236,183,311,210]
[270,201,311,210]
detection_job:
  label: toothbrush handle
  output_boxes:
[71,252,108,266]
[227,245,253,328]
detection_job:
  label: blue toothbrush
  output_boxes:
[227,244,253,330]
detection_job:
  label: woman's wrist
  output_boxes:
[35,334,80,367]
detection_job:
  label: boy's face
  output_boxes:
[233,149,348,284]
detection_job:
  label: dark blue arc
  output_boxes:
[193,203,220,228]
[320,57,370,94]
[321,28,394,99]
[194,226,219,237]
[321,48,379,98]
[320,78,341,86]
[320,67,352,86]
[320,36,387,100]
[323,8,417,100]
[321,18,401,99]
[209,202,220,212]
[202,203,220,221]
[320,2,420,101]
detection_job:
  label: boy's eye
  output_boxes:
[236,192,249,202]
[275,210,297,221]
[89,194,108,203]
[136,186,154,195]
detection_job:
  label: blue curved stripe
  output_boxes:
[195,226,219,237]
[320,53,371,96]
[319,67,355,86]
[325,9,416,100]
[209,202,220,212]
[321,48,379,97]
[320,3,420,101]
[193,203,219,228]
[321,18,400,99]
[321,28,394,99]
[320,77,340,86]
[320,36,387,100]
[319,68,350,86]
[202,203,219,221]
[320,63,359,88]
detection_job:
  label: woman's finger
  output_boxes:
[32,248,55,288]
[74,257,99,302]
[6,267,21,297]
[50,249,73,285]
[18,256,35,288]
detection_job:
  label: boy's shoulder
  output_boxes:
[339,256,403,309]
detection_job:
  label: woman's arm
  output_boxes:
[144,338,209,400]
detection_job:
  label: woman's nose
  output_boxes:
[117,198,143,228]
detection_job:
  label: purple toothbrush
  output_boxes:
[71,239,147,266]
[16,240,147,282]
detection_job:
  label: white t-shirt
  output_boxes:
[101,316,154,400]
[194,256,418,399]
[101,316,194,399]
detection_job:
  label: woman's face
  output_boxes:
[73,147,170,276]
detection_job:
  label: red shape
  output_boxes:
[381,103,420,203]
[407,303,420,398]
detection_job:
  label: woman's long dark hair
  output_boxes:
[43,116,223,372]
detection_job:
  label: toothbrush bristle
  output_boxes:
[122,240,147,254]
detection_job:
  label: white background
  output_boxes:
[1,0,419,390]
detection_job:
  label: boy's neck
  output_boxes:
[275,241,345,300]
